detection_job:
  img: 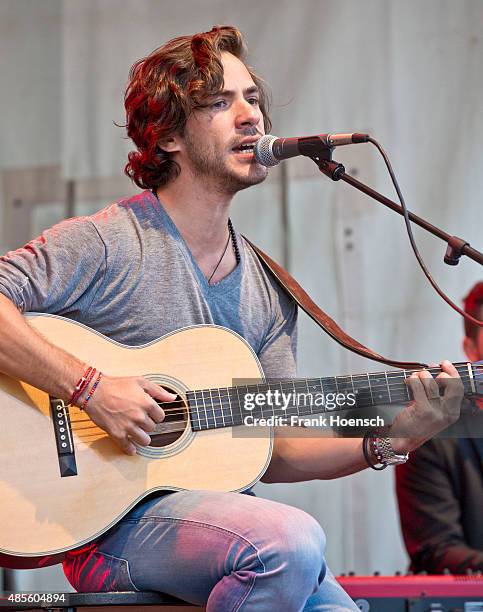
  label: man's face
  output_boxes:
[179,52,268,193]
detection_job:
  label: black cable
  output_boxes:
[368,137,483,328]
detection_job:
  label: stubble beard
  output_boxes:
[184,132,268,195]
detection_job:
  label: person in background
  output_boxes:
[396,281,483,574]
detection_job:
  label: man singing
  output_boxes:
[0,26,463,611]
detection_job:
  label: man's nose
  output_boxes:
[235,99,261,129]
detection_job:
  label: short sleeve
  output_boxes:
[0,217,106,315]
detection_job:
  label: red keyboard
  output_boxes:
[338,574,483,597]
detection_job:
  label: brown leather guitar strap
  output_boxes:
[244,236,426,370]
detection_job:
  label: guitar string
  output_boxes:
[161,365,477,401]
[72,383,479,435]
[157,386,476,416]
[71,369,477,420]
[154,366,477,406]
[108,369,480,419]
[71,380,477,430]
[66,362,481,421]
[69,365,479,431]
[158,368,476,411]
[69,363,478,415]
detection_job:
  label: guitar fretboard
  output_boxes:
[186,362,479,432]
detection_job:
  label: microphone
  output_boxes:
[255,132,370,167]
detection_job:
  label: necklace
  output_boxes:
[150,191,240,284]
[207,218,240,284]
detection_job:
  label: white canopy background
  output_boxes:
[1,0,482,591]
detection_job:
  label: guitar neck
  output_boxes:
[187,362,480,431]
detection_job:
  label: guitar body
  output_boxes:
[0,314,271,564]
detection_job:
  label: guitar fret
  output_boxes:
[402,370,410,401]
[348,381,369,407]
[195,393,202,430]
[228,387,236,426]
[236,385,248,426]
[468,363,476,394]
[349,374,356,399]
[216,389,222,427]
[276,381,286,417]
[208,388,216,428]
[294,379,312,416]
[197,389,207,430]
[240,385,249,425]
[220,387,231,427]
[214,388,223,428]
[292,380,300,416]
[366,374,374,404]
[405,372,413,398]
[188,392,199,431]
[384,371,392,403]
[202,390,213,429]
[194,390,207,431]
[217,388,225,428]
[218,387,225,426]
[370,373,390,403]
[305,379,315,416]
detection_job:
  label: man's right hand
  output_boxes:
[85,376,175,455]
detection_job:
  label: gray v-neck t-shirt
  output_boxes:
[0,190,297,378]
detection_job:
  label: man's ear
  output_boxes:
[158,135,181,153]
[463,336,479,362]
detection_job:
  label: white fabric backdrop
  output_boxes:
[1,0,482,590]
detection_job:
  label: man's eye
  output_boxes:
[247,97,260,106]
[212,100,227,109]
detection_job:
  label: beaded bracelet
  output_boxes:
[81,372,103,411]
[362,430,387,471]
[69,366,94,406]
[74,367,97,405]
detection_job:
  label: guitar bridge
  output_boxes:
[50,398,77,477]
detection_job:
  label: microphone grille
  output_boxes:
[255,135,279,167]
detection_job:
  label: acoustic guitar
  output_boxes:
[0,313,481,568]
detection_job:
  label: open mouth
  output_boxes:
[232,143,256,155]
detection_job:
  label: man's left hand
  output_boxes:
[389,360,464,453]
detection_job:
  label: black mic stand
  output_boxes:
[305,147,483,267]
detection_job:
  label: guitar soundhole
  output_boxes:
[149,389,188,448]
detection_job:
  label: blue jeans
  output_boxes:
[63,491,358,611]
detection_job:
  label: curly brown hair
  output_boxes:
[124,25,272,190]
